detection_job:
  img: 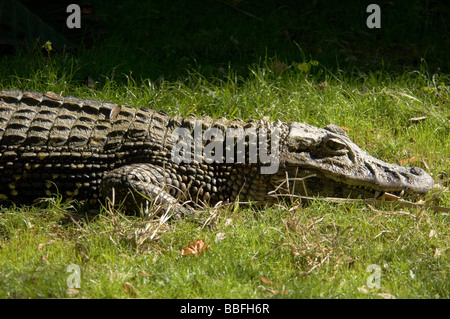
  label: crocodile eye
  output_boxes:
[325,138,347,153]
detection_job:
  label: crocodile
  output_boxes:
[0,89,434,215]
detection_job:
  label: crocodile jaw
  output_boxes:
[273,163,434,199]
[276,122,434,198]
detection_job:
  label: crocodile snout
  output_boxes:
[407,166,434,194]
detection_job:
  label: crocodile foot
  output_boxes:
[99,163,194,218]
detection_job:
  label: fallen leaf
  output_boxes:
[123,282,137,297]
[138,271,151,277]
[339,126,351,131]
[181,239,211,257]
[260,276,288,294]
[260,276,276,285]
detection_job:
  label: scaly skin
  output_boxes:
[0,89,434,215]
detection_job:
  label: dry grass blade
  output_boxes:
[382,90,446,121]
[273,212,345,276]
[367,204,416,219]
[71,193,174,253]
[267,171,316,206]
[384,90,424,104]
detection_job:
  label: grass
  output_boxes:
[0,61,448,298]
[0,0,449,299]
[0,196,448,298]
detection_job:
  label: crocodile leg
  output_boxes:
[99,164,194,218]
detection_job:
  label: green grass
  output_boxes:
[0,0,449,299]
[0,61,448,298]
[0,197,448,298]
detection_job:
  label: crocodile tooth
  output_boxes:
[374,191,381,199]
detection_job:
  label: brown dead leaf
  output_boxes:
[181,239,211,257]
[260,276,288,294]
[123,282,137,297]
[138,271,151,277]
[260,276,276,285]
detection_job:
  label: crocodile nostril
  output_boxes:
[410,167,425,175]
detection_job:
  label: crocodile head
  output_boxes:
[274,122,434,199]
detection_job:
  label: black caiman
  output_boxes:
[0,90,434,215]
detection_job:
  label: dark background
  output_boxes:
[1,0,449,81]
